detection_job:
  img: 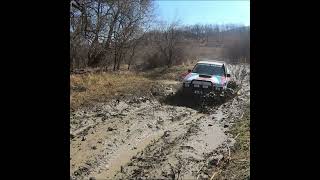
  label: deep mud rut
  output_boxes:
[70,64,250,180]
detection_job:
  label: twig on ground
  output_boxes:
[209,170,221,180]
[225,143,231,161]
[239,112,244,120]
[196,163,205,180]
[196,163,205,174]
[234,133,240,140]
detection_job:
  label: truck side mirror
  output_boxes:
[226,74,231,77]
[188,69,191,73]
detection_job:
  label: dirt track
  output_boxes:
[70,64,250,180]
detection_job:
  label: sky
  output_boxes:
[154,0,250,26]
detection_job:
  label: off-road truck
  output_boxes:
[182,60,231,96]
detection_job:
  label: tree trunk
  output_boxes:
[105,10,120,49]
[168,48,173,67]
[128,46,136,70]
[116,61,120,70]
[113,55,117,71]
[116,50,123,70]
[113,47,117,71]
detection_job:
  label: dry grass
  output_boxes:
[70,63,197,111]
[70,64,192,111]
[213,105,250,180]
[70,71,154,110]
[141,64,193,81]
[70,64,194,110]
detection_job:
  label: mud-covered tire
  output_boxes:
[227,81,237,89]
[225,88,233,95]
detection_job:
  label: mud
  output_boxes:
[70,64,250,180]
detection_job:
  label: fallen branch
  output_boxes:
[225,142,231,161]
[196,163,205,180]
[235,159,249,163]
[239,112,244,120]
[210,170,221,180]
[234,133,241,140]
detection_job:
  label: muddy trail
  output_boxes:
[70,64,250,180]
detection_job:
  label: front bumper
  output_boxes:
[183,82,224,95]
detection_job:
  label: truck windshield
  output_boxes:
[192,63,225,76]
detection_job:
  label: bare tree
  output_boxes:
[71,1,250,71]
[70,0,153,70]
[191,24,202,40]
[111,0,153,70]
[154,22,184,67]
[127,33,145,70]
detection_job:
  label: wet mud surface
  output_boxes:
[70,64,250,180]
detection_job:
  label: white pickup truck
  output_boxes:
[181,60,231,96]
